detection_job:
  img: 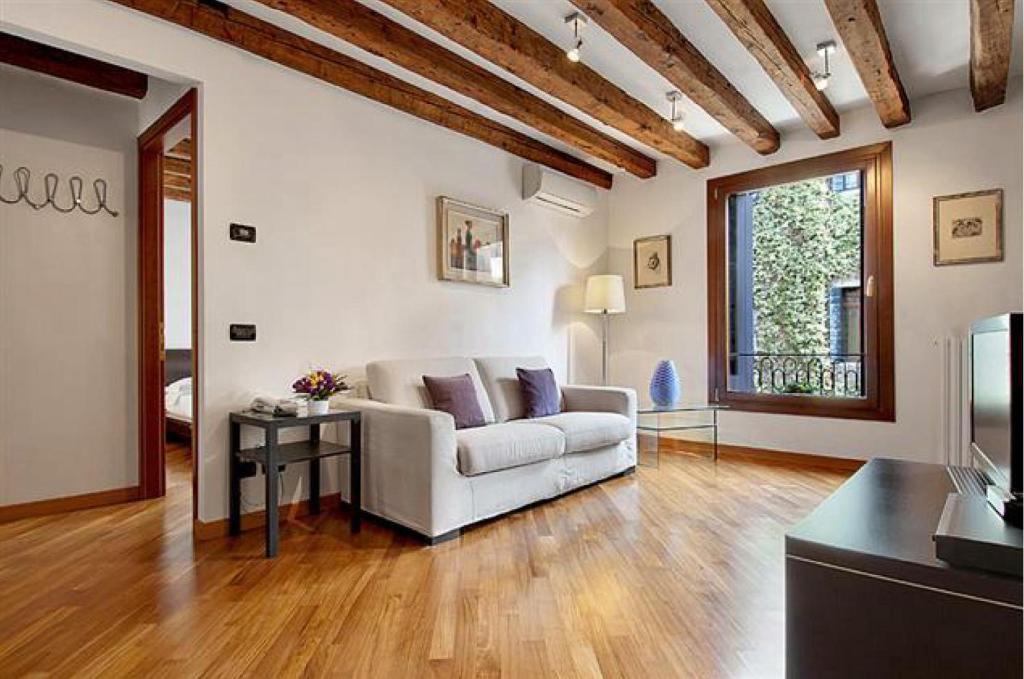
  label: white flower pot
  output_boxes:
[307,399,330,416]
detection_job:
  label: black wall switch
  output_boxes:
[229,324,256,341]
[229,223,256,243]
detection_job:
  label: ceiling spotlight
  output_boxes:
[565,13,587,63]
[813,40,836,91]
[666,91,686,132]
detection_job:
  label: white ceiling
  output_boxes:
[233,0,1023,171]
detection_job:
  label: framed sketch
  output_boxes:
[437,196,509,287]
[634,235,672,288]
[933,189,1003,266]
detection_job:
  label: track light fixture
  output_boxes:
[813,40,836,91]
[565,13,587,63]
[666,91,685,132]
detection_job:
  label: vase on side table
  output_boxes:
[307,399,330,416]
[649,360,680,408]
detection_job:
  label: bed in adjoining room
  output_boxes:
[165,349,192,444]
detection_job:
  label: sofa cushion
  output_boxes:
[474,356,554,422]
[456,423,565,476]
[423,373,486,429]
[367,357,495,423]
[526,412,632,453]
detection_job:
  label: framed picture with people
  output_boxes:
[437,196,510,287]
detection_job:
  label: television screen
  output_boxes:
[970,313,1021,494]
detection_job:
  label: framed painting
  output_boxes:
[933,189,1003,266]
[634,234,672,288]
[437,197,509,287]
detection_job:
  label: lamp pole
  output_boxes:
[602,310,610,386]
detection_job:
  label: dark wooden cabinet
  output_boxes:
[786,458,1022,678]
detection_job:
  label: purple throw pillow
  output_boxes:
[516,367,560,418]
[422,373,486,429]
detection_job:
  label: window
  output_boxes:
[707,143,894,420]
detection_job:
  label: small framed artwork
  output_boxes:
[634,235,672,288]
[437,196,509,287]
[933,189,1003,266]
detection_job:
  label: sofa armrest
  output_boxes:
[334,397,467,537]
[561,385,637,425]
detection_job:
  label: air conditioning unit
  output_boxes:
[522,163,597,218]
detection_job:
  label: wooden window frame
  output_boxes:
[707,142,894,421]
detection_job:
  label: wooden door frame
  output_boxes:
[137,89,199,520]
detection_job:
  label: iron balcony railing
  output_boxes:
[730,352,864,397]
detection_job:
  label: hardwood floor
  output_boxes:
[0,446,847,678]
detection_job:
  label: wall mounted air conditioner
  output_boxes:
[522,163,597,218]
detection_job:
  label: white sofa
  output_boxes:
[337,356,637,542]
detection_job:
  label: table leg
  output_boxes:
[264,428,279,558]
[229,421,241,536]
[350,419,361,533]
[309,424,321,515]
[713,409,719,463]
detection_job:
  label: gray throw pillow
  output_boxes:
[422,373,486,429]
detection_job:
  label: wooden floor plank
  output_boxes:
[0,443,846,677]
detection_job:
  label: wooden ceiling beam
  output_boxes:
[108,0,613,188]
[163,156,191,178]
[254,0,656,179]
[970,0,1015,111]
[568,0,779,154]
[704,0,839,138]
[823,0,911,127]
[166,139,192,161]
[378,0,709,169]
[0,31,148,99]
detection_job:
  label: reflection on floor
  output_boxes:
[0,447,847,677]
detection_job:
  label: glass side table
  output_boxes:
[636,404,728,467]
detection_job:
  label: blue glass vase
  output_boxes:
[649,360,681,408]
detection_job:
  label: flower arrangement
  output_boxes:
[292,369,349,402]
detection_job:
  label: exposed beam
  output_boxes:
[378,0,709,169]
[568,0,778,154]
[166,139,192,160]
[163,156,191,178]
[109,0,613,188]
[970,0,1015,111]
[823,0,911,127]
[704,0,839,138]
[255,0,656,178]
[0,31,148,98]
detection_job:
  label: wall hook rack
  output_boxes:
[0,163,119,217]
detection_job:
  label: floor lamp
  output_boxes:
[584,274,626,385]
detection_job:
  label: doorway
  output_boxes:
[137,90,198,523]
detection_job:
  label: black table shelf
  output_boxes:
[229,408,361,558]
[238,440,351,466]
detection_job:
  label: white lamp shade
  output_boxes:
[584,274,626,314]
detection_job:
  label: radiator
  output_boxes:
[940,335,971,467]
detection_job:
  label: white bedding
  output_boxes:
[166,378,193,422]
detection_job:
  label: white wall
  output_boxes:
[1,1,609,521]
[0,64,139,504]
[164,198,191,350]
[609,85,1023,463]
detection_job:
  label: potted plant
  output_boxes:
[292,369,349,415]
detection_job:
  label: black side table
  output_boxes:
[228,409,361,558]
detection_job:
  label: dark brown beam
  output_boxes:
[163,156,191,178]
[569,0,778,154]
[704,0,839,138]
[166,139,192,161]
[379,0,709,169]
[970,0,1015,111]
[0,31,148,98]
[823,0,911,127]
[108,0,612,188]
[256,0,656,178]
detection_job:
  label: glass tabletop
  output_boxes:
[637,403,728,414]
